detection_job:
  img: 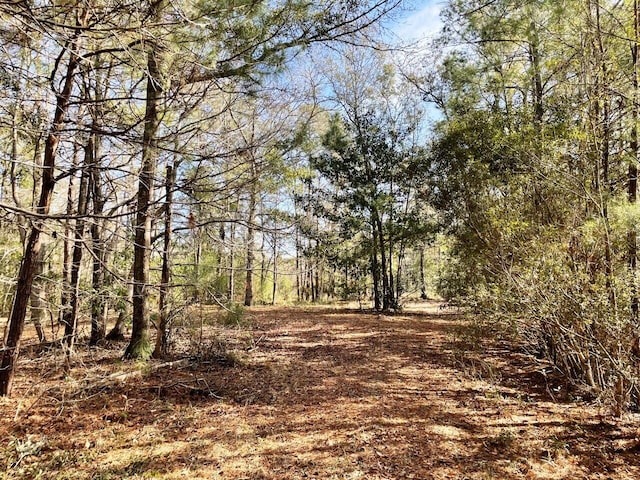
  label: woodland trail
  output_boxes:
[1,303,640,479]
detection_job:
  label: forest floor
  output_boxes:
[1,302,640,479]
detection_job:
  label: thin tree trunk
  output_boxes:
[526,9,553,225]
[373,210,389,311]
[89,136,107,346]
[371,222,381,311]
[59,143,80,325]
[271,234,278,305]
[29,244,48,343]
[594,0,616,311]
[344,264,349,300]
[313,239,320,301]
[294,198,301,302]
[193,218,202,302]
[260,216,267,300]
[395,244,405,304]
[154,161,177,358]
[330,266,336,300]
[419,246,427,300]
[62,164,90,350]
[388,181,396,309]
[529,22,544,126]
[0,29,83,395]
[106,265,133,342]
[63,58,94,347]
[244,163,258,307]
[10,77,27,245]
[29,121,47,342]
[244,226,256,306]
[228,224,236,302]
[388,234,395,309]
[88,56,109,346]
[228,199,238,303]
[630,0,639,322]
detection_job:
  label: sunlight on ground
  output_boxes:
[1,305,639,479]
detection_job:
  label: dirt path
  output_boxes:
[1,303,640,479]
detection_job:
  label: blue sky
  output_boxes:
[394,0,444,42]
[391,1,446,126]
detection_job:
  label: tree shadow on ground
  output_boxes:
[4,305,640,479]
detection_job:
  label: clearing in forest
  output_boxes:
[1,303,639,479]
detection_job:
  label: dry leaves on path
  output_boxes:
[1,302,639,479]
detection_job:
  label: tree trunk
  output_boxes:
[388,233,395,309]
[62,160,90,350]
[313,239,320,301]
[330,266,336,300]
[88,55,109,346]
[244,163,258,307]
[154,161,177,358]
[89,136,107,346]
[215,222,223,282]
[371,221,381,311]
[228,199,238,303]
[125,0,165,360]
[294,198,301,302]
[344,264,349,300]
[373,210,390,311]
[106,265,133,342]
[528,22,544,126]
[0,31,82,395]
[271,234,278,305]
[10,67,28,245]
[260,206,267,301]
[59,143,80,325]
[630,0,639,322]
[308,262,314,301]
[419,246,427,300]
[29,244,48,343]
[395,243,405,305]
[29,125,47,343]
[193,222,202,302]
[594,0,616,311]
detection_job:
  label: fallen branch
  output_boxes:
[16,358,193,418]
[85,358,193,390]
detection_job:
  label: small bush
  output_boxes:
[190,336,248,367]
[219,303,250,327]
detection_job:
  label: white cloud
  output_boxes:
[394,0,444,42]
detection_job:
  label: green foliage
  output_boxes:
[431,0,640,410]
[123,335,153,361]
[306,52,434,309]
[0,224,23,315]
[220,303,248,327]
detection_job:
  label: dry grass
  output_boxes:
[1,302,640,479]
